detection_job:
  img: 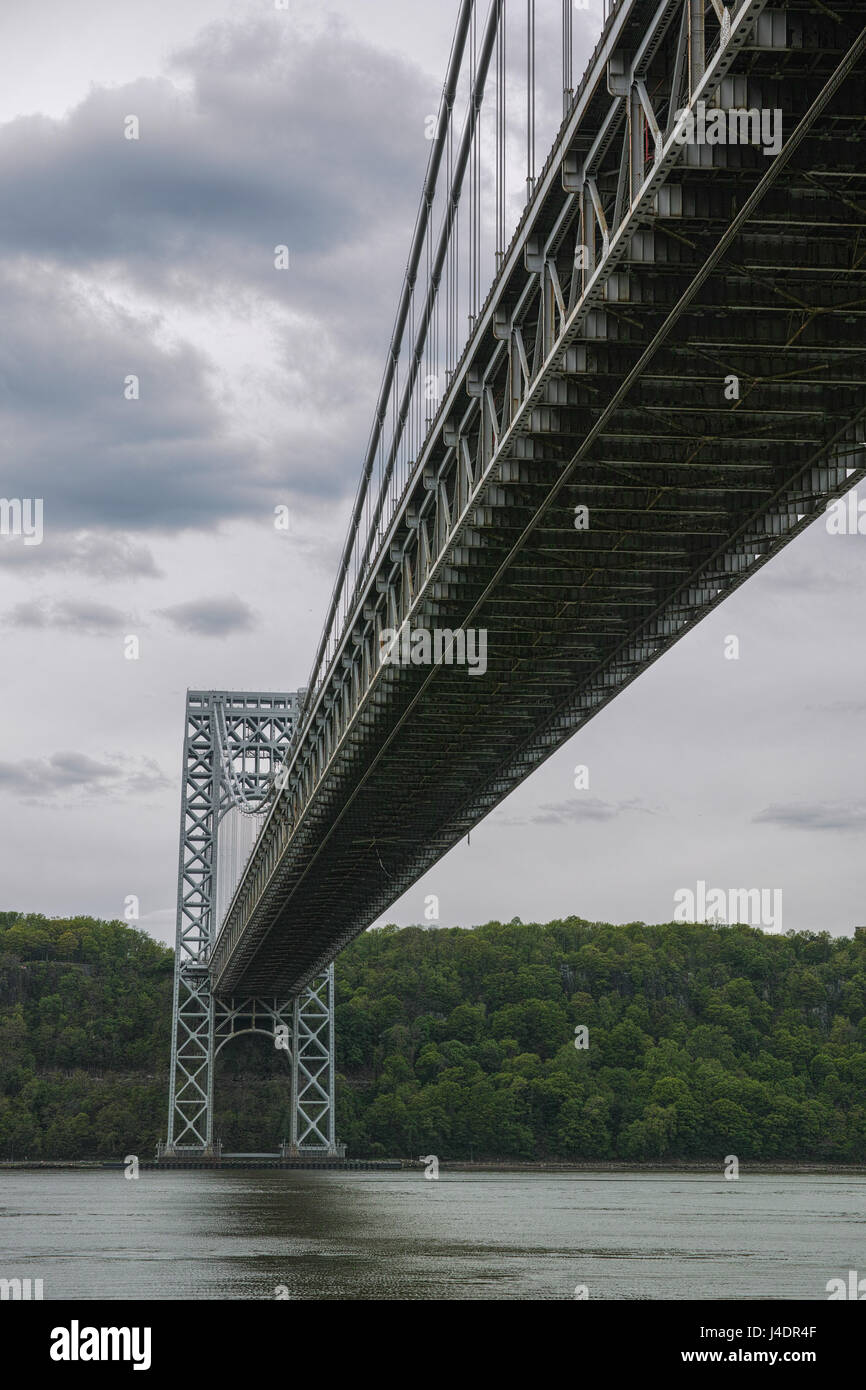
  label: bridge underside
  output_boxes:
[212,0,866,997]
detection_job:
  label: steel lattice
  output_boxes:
[164,691,339,1156]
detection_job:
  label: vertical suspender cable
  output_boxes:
[303,0,475,713]
[496,1,506,265]
[562,0,573,118]
[475,6,481,319]
[356,0,505,589]
[526,0,535,201]
[453,105,459,374]
[446,112,452,371]
[470,5,479,322]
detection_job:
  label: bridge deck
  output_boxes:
[211,0,866,996]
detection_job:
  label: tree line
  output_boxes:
[1,910,864,1161]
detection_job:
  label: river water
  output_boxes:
[1,1170,862,1300]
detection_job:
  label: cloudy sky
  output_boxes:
[1,0,863,949]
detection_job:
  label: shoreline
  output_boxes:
[2,1158,865,1174]
[434,1160,866,1174]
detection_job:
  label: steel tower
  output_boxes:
[162,691,339,1157]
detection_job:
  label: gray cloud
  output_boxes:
[0,14,428,538]
[0,751,169,800]
[124,759,173,797]
[806,699,866,716]
[0,20,422,299]
[760,559,866,593]
[0,531,161,579]
[0,269,285,530]
[157,594,255,636]
[501,797,660,827]
[753,801,866,832]
[5,597,132,634]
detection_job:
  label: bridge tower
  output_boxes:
[162,690,340,1158]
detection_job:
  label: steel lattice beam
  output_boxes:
[209,0,866,998]
[164,692,339,1156]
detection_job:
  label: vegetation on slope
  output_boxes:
[0,912,172,1157]
[1,911,864,1161]
[336,920,866,1160]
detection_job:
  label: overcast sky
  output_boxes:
[1,0,864,949]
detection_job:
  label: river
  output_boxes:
[1,1169,862,1300]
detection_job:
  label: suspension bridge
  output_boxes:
[163,0,866,1156]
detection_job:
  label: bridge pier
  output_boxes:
[163,691,341,1159]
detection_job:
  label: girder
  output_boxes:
[211,0,866,997]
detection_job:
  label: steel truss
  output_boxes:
[163,691,339,1155]
[211,0,866,998]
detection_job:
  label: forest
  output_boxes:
[1,909,865,1161]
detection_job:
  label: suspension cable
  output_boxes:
[496,1,506,264]
[526,0,535,201]
[562,0,573,118]
[302,0,477,715]
[352,0,505,590]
